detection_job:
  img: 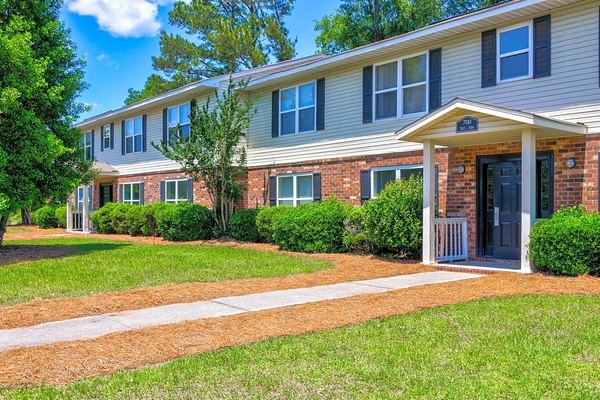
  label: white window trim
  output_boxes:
[76,186,92,211]
[167,103,191,140]
[165,179,189,204]
[373,52,429,121]
[102,125,110,150]
[125,116,143,155]
[277,173,313,206]
[497,22,533,83]
[279,81,317,136]
[122,182,141,205]
[371,164,423,198]
[81,131,92,160]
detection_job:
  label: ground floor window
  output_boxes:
[165,179,190,204]
[121,183,142,205]
[371,165,423,197]
[277,174,313,206]
[76,186,92,211]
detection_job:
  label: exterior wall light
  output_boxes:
[566,158,576,169]
[457,165,466,174]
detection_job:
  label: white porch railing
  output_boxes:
[434,218,468,262]
[72,210,83,231]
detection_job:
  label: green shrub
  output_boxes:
[55,206,67,229]
[529,205,600,276]
[272,197,353,253]
[110,203,134,235]
[90,202,119,234]
[34,206,58,229]
[343,206,372,253]
[140,202,177,237]
[229,209,260,242]
[361,176,423,258]
[125,205,145,236]
[256,205,291,243]
[156,203,215,242]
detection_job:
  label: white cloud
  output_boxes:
[96,53,118,68]
[66,0,180,38]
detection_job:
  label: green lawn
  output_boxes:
[2,294,600,399]
[0,238,332,306]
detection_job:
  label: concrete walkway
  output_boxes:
[0,271,482,351]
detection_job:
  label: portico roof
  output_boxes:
[395,98,587,147]
[93,162,119,177]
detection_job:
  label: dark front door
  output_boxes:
[491,161,521,259]
[100,184,113,208]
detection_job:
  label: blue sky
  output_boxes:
[60,0,340,121]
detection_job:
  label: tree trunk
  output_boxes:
[0,215,7,246]
[21,207,32,225]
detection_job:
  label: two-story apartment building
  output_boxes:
[74,0,600,272]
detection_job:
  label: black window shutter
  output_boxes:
[160,181,166,202]
[362,66,373,123]
[100,126,104,152]
[271,91,279,138]
[121,120,125,155]
[139,183,144,205]
[162,108,168,141]
[187,179,194,203]
[91,129,95,157]
[429,48,442,111]
[142,114,147,152]
[269,176,277,206]
[533,15,551,79]
[360,169,371,204]
[481,29,497,88]
[316,78,325,131]
[110,123,114,149]
[312,173,322,201]
[119,184,124,202]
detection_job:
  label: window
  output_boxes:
[280,82,316,135]
[102,125,111,150]
[165,179,189,204]
[125,116,143,154]
[374,53,427,120]
[80,131,92,160]
[498,23,532,82]
[371,165,423,197]
[167,103,191,139]
[277,174,313,205]
[122,183,141,205]
[76,186,92,211]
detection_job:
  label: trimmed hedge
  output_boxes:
[139,202,176,237]
[90,202,119,234]
[272,197,353,253]
[361,176,423,258]
[156,203,215,242]
[529,205,600,275]
[55,206,67,229]
[34,206,58,229]
[229,209,260,242]
[109,203,133,235]
[256,205,291,243]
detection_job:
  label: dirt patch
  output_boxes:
[0,245,76,266]
[1,225,599,389]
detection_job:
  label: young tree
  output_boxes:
[315,0,501,55]
[126,0,296,104]
[0,0,92,244]
[152,79,256,232]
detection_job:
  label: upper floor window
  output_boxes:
[80,131,92,160]
[165,179,190,204]
[102,125,111,150]
[125,116,143,154]
[280,82,316,135]
[371,165,423,197]
[498,23,532,82]
[168,103,191,139]
[374,53,428,120]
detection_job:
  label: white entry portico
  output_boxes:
[396,98,587,272]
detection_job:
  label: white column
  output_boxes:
[422,140,436,265]
[82,184,89,234]
[521,128,536,273]
[66,197,73,232]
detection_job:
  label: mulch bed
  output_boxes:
[1,226,599,389]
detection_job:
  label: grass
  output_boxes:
[0,238,333,306]
[2,294,600,399]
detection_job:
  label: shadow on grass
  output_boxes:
[0,242,132,266]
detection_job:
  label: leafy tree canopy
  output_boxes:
[0,0,92,244]
[315,0,501,55]
[126,0,296,105]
